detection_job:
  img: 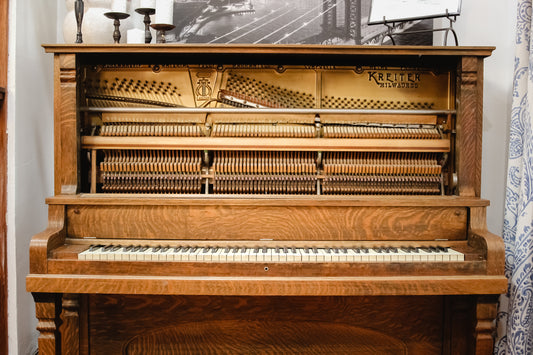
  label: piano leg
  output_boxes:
[33,293,61,355]
[474,295,499,355]
[59,293,81,355]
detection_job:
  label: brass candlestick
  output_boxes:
[75,0,84,43]
[150,23,176,44]
[104,12,130,44]
[135,8,156,44]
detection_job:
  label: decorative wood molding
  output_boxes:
[33,293,61,355]
[54,54,79,195]
[456,56,484,197]
[60,294,80,355]
[474,296,499,354]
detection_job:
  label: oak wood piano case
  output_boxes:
[27,44,506,355]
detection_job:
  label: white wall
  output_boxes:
[7,0,516,353]
[7,1,56,354]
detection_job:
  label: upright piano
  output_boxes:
[27,45,507,354]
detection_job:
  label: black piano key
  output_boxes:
[89,245,104,252]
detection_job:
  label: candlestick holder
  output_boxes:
[74,0,84,43]
[104,12,130,44]
[150,23,176,44]
[135,8,156,44]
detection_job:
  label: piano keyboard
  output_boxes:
[78,245,464,262]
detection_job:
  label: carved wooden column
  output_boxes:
[54,53,79,195]
[33,293,61,355]
[60,294,80,355]
[474,295,499,355]
[456,56,484,197]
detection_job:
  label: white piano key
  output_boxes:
[447,248,464,261]
[248,248,258,262]
[322,249,333,262]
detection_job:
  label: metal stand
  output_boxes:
[104,12,130,44]
[380,10,458,46]
[135,8,156,44]
[150,23,176,44]
[74,0,84,43]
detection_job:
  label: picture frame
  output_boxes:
[368,0,461,25]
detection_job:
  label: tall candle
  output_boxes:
[140,0,156,8]
[155,0,173,24]
[111,0,128,13]
[127,28,145,43]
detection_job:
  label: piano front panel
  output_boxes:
[65,203,467,241]
[86,295,447,355]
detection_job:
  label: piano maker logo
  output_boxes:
[367,71,421,89]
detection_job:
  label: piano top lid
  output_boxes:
[41,44,495,57]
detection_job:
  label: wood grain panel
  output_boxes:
[47,195,492,207]
[26,274,508,296]
[88,295,444,354]
[66,204,468,241]
[46,259,488,278]
[42,44,494,57]
[29,205,66,274]
[59,294,80,355]
[456,56,484,197]
[54,54,78,195]
[123,320,409,354]
[33,293,61,355]
[82,136,450,152]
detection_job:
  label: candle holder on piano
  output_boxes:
[150,23,176,44]
[135,8,156,44]
[104,11,130,44]
[74,0,84,43]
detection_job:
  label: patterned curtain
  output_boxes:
[494,1,533,353]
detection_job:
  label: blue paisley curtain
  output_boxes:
[494,1,533,353]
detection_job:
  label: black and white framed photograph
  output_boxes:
[167,0,435,45]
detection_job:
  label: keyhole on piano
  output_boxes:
[264,266,269,272]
